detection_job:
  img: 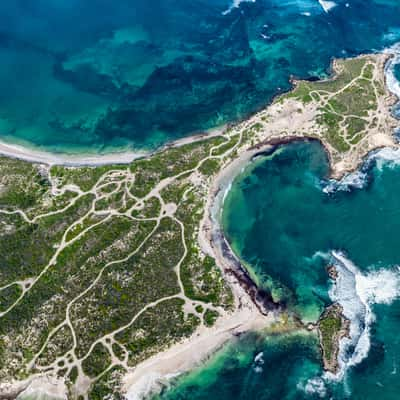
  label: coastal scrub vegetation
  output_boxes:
[279,56,387,153]
[0,156,49,210]
[0,53,393,398]
[0,134,238,398]
[317,304,346,373]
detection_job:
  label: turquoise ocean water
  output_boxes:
[158,141,400,400]
[152,2,400,395]
[0,0,399,153]
[3,1,400,399]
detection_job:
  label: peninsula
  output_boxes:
[0,52,398,400]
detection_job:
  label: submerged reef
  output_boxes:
[0,51,399,399]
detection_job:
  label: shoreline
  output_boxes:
[120,135,325,400]
[0,46,397,170]
[135,48,400,399]
[0,126,226,167]
[122,297,274,400]
[199,142,285,315]
[0,139,144,166]
[121,144,282,399]
[1,50,400,400]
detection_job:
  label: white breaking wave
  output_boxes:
[222,182,232,204]
[309,250,331,261]
[384,43,400,100]
[254,351,264,363]
[357,268,400,304]
[322,170,368,193]
[370,147,400,171]
[222,0,256,15]
[320,146,400,194]
[318,0,337,13]
[253,351,264,373]
[328,251,400,378]
[298,377,327,398]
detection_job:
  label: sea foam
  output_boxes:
[253,351,265,373]
[385,43,400,100]
[321,170,368,193]
[222,0,256,15]
[320,147,400,194]
[302,377,327,398]
[318,0,337,13]
[328,251,400,378]
[319,43,400,194]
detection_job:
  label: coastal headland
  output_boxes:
[0,51,399,400]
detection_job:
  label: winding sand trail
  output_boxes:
[0,130,271,400]
[122,51,400,399]
[1,51,399,400]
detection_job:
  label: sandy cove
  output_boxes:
[121,52,400,399]
[235,53,399,180]
[1,51,400,400]
[122,293,274,400]
[122,141,285,400]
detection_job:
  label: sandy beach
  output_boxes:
[1,51,399,400]
[0,140,143,166]
[0,126,226,167]
[122,282,274,400]
[122,138,283,400]
[0,375,67,400]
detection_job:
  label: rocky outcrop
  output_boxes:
[317,303,350,374]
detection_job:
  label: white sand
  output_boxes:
[123,295,273,400]
[0,126,226,167]
[0,140,143,166]
[17,376,67,400]
[0,375,67,400]
[123,139,278,400]
[2,52,398,400]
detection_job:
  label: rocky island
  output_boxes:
[0,52,398,399]
[317,303,350,374]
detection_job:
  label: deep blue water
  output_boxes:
[3,1,400,399]
[0,0,399,152]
